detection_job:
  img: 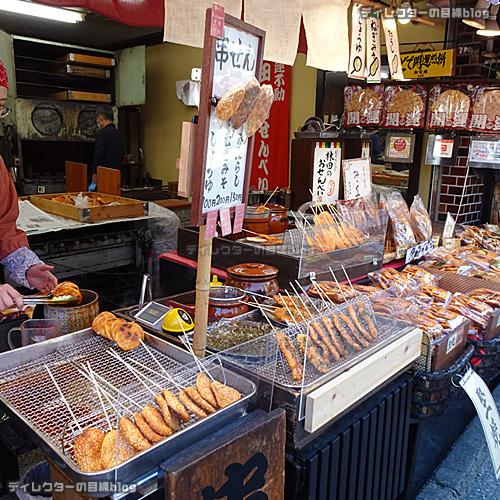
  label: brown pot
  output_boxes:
[208,286,248,320]
[266,203,289,234]
[243,210,271,235]
[43,289,99,334]
[226,263,279,300]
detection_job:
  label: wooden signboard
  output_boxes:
[162,409,285,500]
[401,48,455,79]
[65,161,87,193]
[190,9,266,226]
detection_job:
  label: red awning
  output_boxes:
[34,0,164,27]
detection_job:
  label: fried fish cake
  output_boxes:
[92,311,116,336]
[74,427,105,472]
[210,381,241,408]
[185,386,216,414]
[119,416,151,451]
[196,372,218,408]
[154,395,182,431]
[101,429,136,469]
[179,389,207,418]
[114,322,144,351]
[133,412,165,443]
[142,405,173,436]
[162,389,190,423]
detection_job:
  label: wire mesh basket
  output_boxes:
[469,336,500,384]
[410,344,474,420]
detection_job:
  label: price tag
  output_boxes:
[205,210,218,239]
[405,238,434,264]
[443,238,461,250]
[442,212,456,239]
[445,331,458,355]
[210,3,225,38]
[396,244,408,260]
[219,206,232,236]
[460,368,500,479]
[233,204,245,233]
[432,235,440,248]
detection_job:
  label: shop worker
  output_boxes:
[0,59,58,310]
[88,104,124,191]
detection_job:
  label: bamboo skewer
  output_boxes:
[262,186,279,207]
[330,270,350,304]
[127,357,183,392]
[283,290,309,325]
[251,297,277,332]
[179,330,214,381]
[341,265,359,299]
[86,362,112,432]
[45,365,82,433]
[294,280,322,316]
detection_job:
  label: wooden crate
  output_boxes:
[52,64,111,79]
[58,52,115,67]
[30,192,148,222]
[49,90,111,103]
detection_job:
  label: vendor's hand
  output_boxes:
[26,264,58,293]
[88,182,97,192]
[0,284,23,310]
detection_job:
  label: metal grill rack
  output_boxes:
[216,297,412,389]
[0,332,255,486]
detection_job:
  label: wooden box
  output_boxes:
[429,318,470,371]
[58,53,115,67]
[49,90,111,103]
[30,192,148,222]
[53,64,111,79]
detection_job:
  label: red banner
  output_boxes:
[250,61,290,191]
[35,0,164,27]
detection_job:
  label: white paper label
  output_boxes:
[469,140,500,165]
[460,368,500,479]
[433,138,454,159]
[445,331,458,355]
[366,16,381,83]
[382,14,403,80]
[442,212,456,239]
[312,145,341,204]
[342,158,372,200]
[349,4,366,80]
[405,238,434,264]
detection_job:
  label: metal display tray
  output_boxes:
[0,330,255,496]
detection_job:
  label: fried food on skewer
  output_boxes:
[312,320,340,360]
[101,429,136,468]
[307,323,330,363]
[209,381,241,408]
[133,412,165,443]
[179,389,208,418]
[185,386,216,414]
[142,405,173,436]
[321,316,348,356]
[331,313,361,350]
[154,395,182,431]
[296,334,330,373]
[119,416,151,451]
[347,304,373,341]
[275,331,303,380]
[162,389,190,423]
[196,373,218,408]
[339,313,370,348]
[356,301,378,339]
[74,428,105,472]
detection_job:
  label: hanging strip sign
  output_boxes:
[210,3,225,38]
[348,3,366,80]
[382,13,403,80]
[233,203,245,233]
[312,143,341,204]
[205,210,218,239]
[366,16,381,83]
[219,206,232,236]
[460,368,500,479]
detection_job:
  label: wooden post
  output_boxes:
[193,225,212,357]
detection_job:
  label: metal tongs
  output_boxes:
[23,293,80,306]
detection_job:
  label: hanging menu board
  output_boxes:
[312,142,342,204]
[190,10,265,226]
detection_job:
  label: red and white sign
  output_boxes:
[388,136,411,159]
[205,210,218,239]
[210,3,224,38]
[233,204,245,233]
[250,61,290,192]
[219,207,232,236]
[433,138,454,158]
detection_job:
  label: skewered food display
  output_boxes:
[206,320,273,350]
[92,311,145,351]
[308,283,357,303]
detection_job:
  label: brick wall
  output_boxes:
[437,137,484,224]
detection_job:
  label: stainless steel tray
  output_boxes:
[0,329,255,496]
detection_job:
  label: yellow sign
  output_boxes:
[401,49,455,79]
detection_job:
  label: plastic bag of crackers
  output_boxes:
[344,85,384,127]
[384,85,427,129]
[426,84,473,130]
[469,85,500,132]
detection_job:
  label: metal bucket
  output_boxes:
[43,290,99,334]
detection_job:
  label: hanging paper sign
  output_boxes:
[344,85,384,127]
[349,3,366,80]
[219,206,232,236]
[205,210,218,239]
[469,86,500,132]
[382,13,403,80]
[427,84,472,130]
[384,85,427,129]
[312,143,342,204]
[366,16,381,84]
[460,368,500,479]
[233,203,245,233]
[342,158,372,200]
[401,49,455,79]
[210,3,225,39]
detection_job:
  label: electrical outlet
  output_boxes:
[37,185,45,194]
[191,68,202,82]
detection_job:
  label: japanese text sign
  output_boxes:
[342,158,372,200]
[312,143,341,204]
[190,10,265,227]
[205,210,218,239]
[468,139,500,166]
[387,135,412,159]
[349,3,366,80]
[401,49,455,79]
[469,86,500,132]
[460,368,500,479]
[366,16,381,83]
[381,13,403,80]
[211,3,224,39]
